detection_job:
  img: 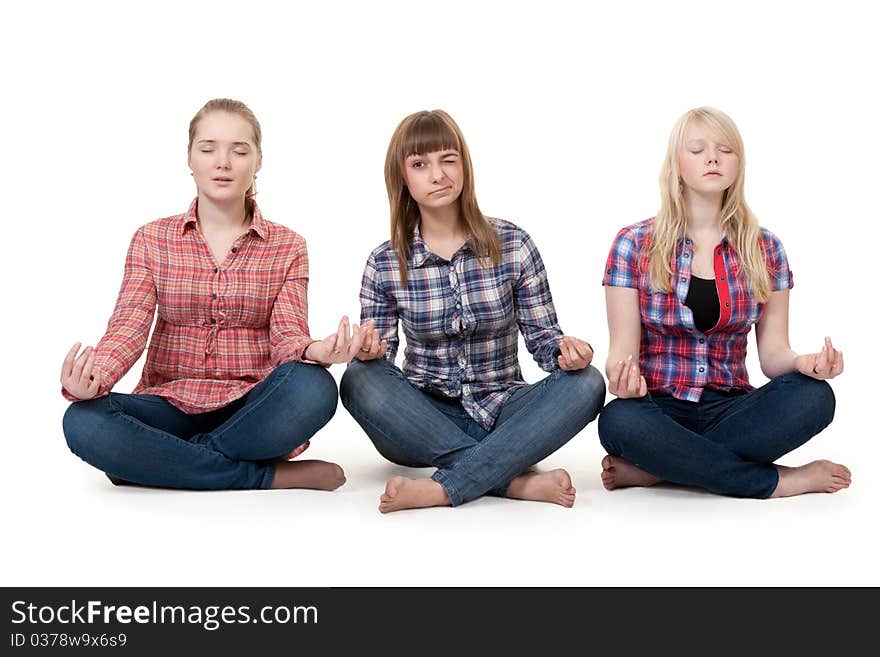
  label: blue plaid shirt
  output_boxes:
[359,218,563,429]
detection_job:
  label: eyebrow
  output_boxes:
[406,150,459,159]
[197,140,252,147]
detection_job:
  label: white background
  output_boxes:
[2,0,877,586]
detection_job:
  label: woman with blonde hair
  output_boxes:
[598,106,850,498]
[340,110,605,512]
[61,98,363,491]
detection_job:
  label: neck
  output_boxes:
[417,201,466,240]
[684,188,724,234]
[197,194,250,231]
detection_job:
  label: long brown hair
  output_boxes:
[384,110,500,283]
[188,98,262,202]
[650,106,771,301]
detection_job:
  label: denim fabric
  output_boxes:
[340,358,605,506]
[598,372,836,498]
[63,362,338,489]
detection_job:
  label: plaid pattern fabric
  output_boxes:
[602,217,793,401]
[360,218,563,430]
[63,199,316,413]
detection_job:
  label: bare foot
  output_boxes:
[506,469,577,507]
[271,460,346,490]
[277,440,311,462]
[105,473,131,486]
[601,455,663,490]
[770,460,852,498]
[378,476,450,513]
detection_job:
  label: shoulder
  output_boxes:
[613,218,654,245]
[366,240,397,270]
[758,226,786,254]
[263,218,307,250]
[485,216,534,252]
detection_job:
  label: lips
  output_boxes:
[703,172,721,177]
[430,186,451,195]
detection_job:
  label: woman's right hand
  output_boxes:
[61,342,103,401]
[304,316,367,365]
[354,320,388,361]
[608,354,647,398]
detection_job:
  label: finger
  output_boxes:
[613,360,627,392]
[628,360,639,393]
[348,323,364,357]
[816,349,828,376]
[639,376,648,397]
[836,351,844,375]
[376,339,388,358]
[564,340,578,364]
[571,339,591,361]
[61,342,82,381]
[81,349,97,385]
[335,317,346,354]
[71,346,93,381]
[86,368,102,396]
[557,354,570,371]
[370,329,382,355]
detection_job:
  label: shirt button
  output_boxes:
[680,276,686,282]
[683,253,690,258]
[231,247,238,253]
[607,269,612,274]
[720,276,725,281]
[699,367,705,372]
[213,267,218,273]
[210,318,217,324]
[212,293,218,299]
[716,248,721,254]
[725,302,730,307]
[699,338,705,344]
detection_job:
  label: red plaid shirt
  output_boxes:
[62,199,317,413]
[602,218,793,401]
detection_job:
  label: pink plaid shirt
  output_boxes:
[62,199,317,413]
[602,217,793,401]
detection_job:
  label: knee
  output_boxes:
[340,359,391,412]
[62,398,114,465]
[800,375,836,427]
[597,398,640,454]
[288,363,339,423]
[559,365,606,421]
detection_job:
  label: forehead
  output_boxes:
[683,120,727,145]
[193,111,254,143]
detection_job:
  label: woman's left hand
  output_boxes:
[796,336,844,380]
[557,336,594,371]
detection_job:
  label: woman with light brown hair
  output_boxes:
[61,98,363,491]
[340,109,605,512]
[598,106,850,498]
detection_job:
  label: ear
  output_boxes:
[255,156,262,175]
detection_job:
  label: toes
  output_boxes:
[601,455,614,470]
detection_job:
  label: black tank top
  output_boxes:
[684,275,720,334]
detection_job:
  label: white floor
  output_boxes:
[7,387,875,588]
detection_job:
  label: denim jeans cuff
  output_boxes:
[260,463,276,490]
[431,470,463,507]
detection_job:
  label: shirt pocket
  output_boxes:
[466,279,514,334]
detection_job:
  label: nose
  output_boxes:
[706,154,719,166]
[216,151,231,169]
[429,162,446,183]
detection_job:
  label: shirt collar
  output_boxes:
[179,198,268,240]
[410,223,479,267]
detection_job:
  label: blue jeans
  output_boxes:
[339,358,606,506]
[63,362,338,489]
[597,372,836,498]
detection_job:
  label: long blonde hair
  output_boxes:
[384,110,500,284]
[188,98,262,203]
[650,106,771,302]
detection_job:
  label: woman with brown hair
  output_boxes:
[340,109,605,512]
[61,98,361,491]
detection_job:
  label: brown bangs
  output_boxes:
[395,112,463,160]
